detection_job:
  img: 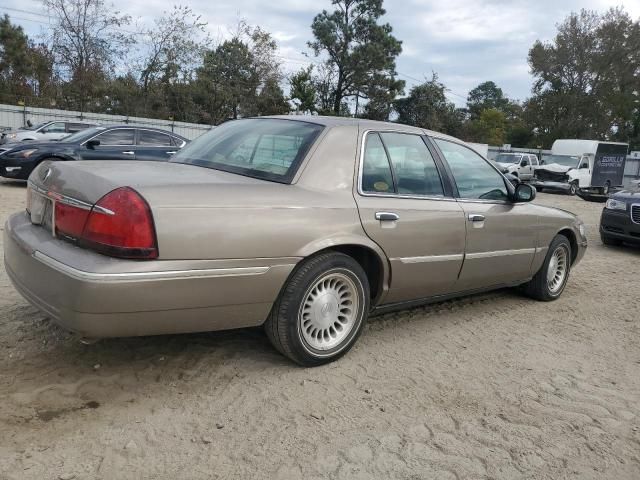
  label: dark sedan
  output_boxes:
[0,125,188,180]
[600,183,640,246]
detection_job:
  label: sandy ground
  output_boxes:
[0,178,639,480]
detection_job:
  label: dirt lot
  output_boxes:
[0,179,639,480]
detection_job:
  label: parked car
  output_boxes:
[494,152,539,181]
[533,140,628,197]
[600,181,640,246]
[0,125,188,180]
[4,117,587,366]
[0,120,95,147]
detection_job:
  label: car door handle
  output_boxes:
[122,151,135,155]
[166,151,177,155]
[375,212,400,221]
[468,214,485,222]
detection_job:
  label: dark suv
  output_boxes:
[0,125,188,180]
[600,184,640,246]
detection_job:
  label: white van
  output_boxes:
[533,139,628,196]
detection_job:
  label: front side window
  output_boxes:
[95,129,135,146]
[434,139,508,201]
[170,119,323,183]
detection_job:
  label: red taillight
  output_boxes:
[54,187,158,259]
[55,202,91,239]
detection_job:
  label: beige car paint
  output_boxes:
[4,116,587,338]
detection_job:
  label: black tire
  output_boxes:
[601,233,621,246]
[264,252,370,366]
[523,235,572,301]
[569,181,578,196]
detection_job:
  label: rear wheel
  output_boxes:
[601,233,621,246]
[523,235,572,301]
[265,252,370,366]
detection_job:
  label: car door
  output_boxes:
[519,156,533,180]
[432,138,538,292]
[354,131,466,304]
[573,156,592,187]
[135,129,176,161]
[79,128,136,160]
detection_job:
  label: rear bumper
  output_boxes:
[4,212,298,338]
[600,209,640,245]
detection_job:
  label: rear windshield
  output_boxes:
[170,119,324,183]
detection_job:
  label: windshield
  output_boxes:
[495,154,521,164]
[544,155,580,168]
[170,119,324,183]
[61,126,107,143]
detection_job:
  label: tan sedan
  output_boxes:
[4,117,587,365]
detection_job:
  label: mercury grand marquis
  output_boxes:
[4,117,587,365]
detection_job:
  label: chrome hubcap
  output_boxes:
[547,246,568,294]
[300,272,359,351]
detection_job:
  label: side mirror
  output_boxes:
[520,160,527,167]
[580,163,588,169]
[86,139,100,149]
[513,183,536,203]
[540,160,545,165]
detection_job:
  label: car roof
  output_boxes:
[262,115,461,143]
[89,124,187,139]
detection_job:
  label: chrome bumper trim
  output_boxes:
[33,251,271,282]
[397,253,464,264]
[466,248,536,260]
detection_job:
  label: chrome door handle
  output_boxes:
[122,151,135,155]
[166,151,177,155]
[468,214,485,222]
[375,212,399,221]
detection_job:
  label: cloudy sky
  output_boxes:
[4,0,640,105]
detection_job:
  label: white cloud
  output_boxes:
[8,0,638,105]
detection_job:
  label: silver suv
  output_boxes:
[1,121,95,145]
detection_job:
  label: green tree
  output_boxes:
[309,0,402,115]
[394,74,462,135]
[527,7,640,146]
[469,109,507,146]
[289,66,317,113]
[467,81,510,119]
[0,15,55,101]
[197,38,259,122]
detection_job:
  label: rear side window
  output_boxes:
[170,119,323,184]
[380,133,443,196]
[94,129,135,146]
[362,133,395,194]
[138,130,172,146]
[361,132,444,197]
[67,123,91,133]
[434,139,508,200]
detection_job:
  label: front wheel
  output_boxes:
[523,235,572,301]
[569,181,578,196]
[265,252,370,366]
